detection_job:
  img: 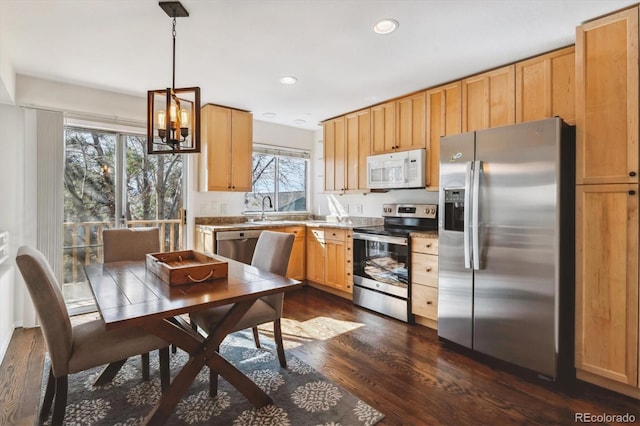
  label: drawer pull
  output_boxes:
[426,267,432,272]
[426,243,432,248]
[427,300,433,305]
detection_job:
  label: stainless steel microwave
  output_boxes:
[367,148,426,189]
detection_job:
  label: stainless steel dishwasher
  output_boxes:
[215,229,263,265]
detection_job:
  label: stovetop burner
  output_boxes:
[353,203,438,236]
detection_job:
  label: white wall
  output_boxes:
[0,104,26,360]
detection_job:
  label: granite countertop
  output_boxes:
[195,217,381,231]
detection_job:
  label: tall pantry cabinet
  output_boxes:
[574,5,640,399]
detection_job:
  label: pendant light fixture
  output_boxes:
[147,1,201,154]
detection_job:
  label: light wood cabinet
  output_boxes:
[396,91,426,151]
[462,65,515,132]
[425,82,462,191]
[576,7,639,185]
[194,226,214,254]
[323,117,346,193]
[198,104,252,192]
[282,226,306,280]
[516,46,576,125]
[574,4,640,400]
[575,184,639,394]
[371,101,396,154]
[411,236,439,329]
[345,109,371,191]
[306,228,325,284]
[305,227,353,295]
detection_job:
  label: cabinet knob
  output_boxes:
[630,190,637,195]
[630,171,637,177]
[427,300,433,305]
[426,243,432,248]
[426,267,432,272]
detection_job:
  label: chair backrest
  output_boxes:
[16,245,73,377]
[103,227,160,262]
[251,231,295,314]
[251,230,295,276]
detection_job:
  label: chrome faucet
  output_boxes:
[261,195,273,221]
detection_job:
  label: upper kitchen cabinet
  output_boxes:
[323,116,346,193]
[576,6,639,185]
[371,94,426,154]
[462,65,515,132]
[396,91,427,151]
[345,109,371,191]
[515,46,576,125]
[199,104,253,192]
[371,101,396,154]
[425,82,462,190]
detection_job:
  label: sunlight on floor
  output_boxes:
[258,316,365,349]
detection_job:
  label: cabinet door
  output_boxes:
[576,7,639,184]
[396,92,426,151]
[371,101,396,154]
[346,109,371,191]
[200,105,232,191]
[325,239,346,290]
[305,229,325,283]
[516,46,575,125]
[575,184,639,386]
[230,109,253,191]
[324,117,346,192]
[426,82,462,190]
[287,236,305,280]
[462,65,515,132]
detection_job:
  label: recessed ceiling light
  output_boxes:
[280,76,298,85]
[373,19,399,35]
[294,119,306,124]
[262,112,277,118]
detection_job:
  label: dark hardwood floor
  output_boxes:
[1,285,638,425]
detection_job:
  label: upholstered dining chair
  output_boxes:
[16,245,170,425]
[102,227,160,263]
[190,230,295,396]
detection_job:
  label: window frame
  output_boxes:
[244,145,311,216]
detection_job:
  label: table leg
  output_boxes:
[141,299,271,425]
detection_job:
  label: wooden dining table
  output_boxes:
[84,255,302,425]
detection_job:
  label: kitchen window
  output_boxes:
[244,146,310,213]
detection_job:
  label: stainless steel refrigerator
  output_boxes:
[437,117,574,380]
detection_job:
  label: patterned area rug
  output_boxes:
[41,331,384,425]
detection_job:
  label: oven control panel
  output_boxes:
[383,204,438,219]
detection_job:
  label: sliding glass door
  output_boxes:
[62,127,185,314]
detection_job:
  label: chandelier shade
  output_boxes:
[147,1,201,154]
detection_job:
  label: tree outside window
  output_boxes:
[245,149,309,213]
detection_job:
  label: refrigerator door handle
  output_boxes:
[472,160,482,270]
[464,161,473,269]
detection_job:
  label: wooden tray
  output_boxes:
[146,250,228,286]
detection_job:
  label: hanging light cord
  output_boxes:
[172,16,177,91]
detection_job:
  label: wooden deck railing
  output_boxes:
[63,220,183,285]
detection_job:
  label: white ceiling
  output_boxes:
[0,0,636,131]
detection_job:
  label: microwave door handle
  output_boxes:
[464,161,472,269]
[472,160,482,270]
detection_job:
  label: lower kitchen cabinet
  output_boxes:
[411,236,439,329]
[282,226,306,280]
[194,226,214,254]
[305,227,353,297]
[575,183,639,398]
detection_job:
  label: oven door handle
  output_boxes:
[352,233,408,246]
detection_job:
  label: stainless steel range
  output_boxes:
[352,203,438,322]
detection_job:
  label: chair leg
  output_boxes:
[274,319,287,368]
[208,345,220,398]
[252,326,261,348]
[93,359,127,386]
[141,352,150,381]
[159,347,170,391]
[39,367,55,423]
[51,375,68,426]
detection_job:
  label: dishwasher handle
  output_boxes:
[215,230,264,241]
